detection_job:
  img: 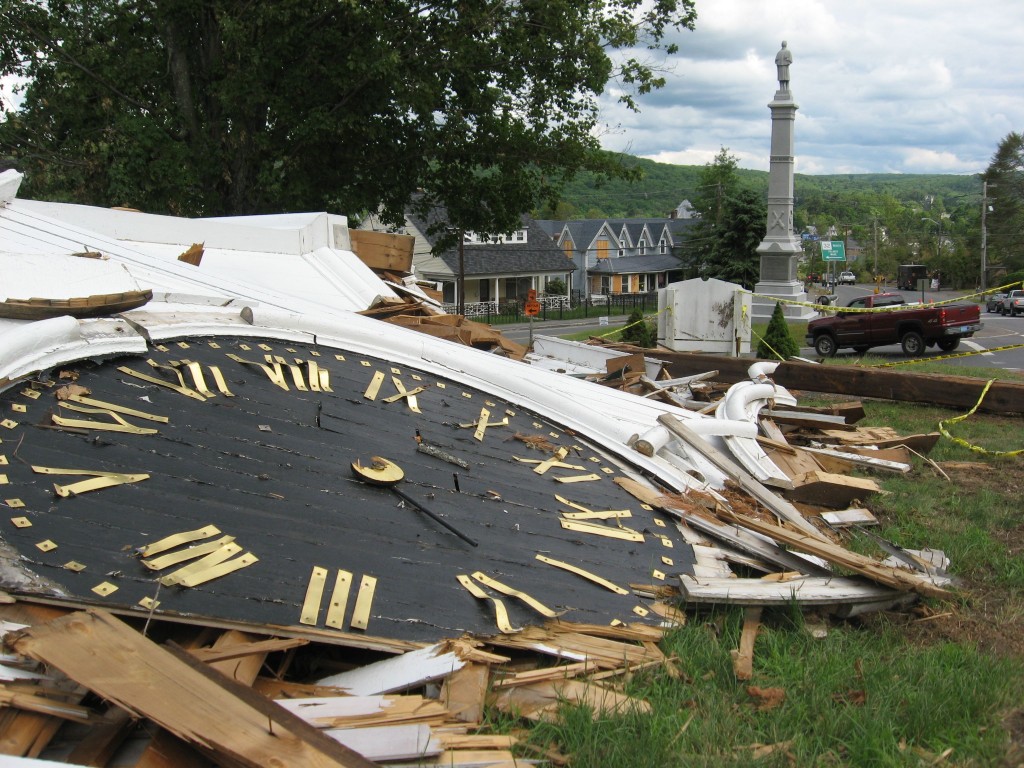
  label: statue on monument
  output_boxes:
[775,40,792,92]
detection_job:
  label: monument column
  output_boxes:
[753,41,813,320]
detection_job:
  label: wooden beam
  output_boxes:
[651,353,1024,415]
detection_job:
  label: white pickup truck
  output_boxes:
[999,290,1024,316]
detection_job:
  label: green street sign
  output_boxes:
[821,240,846,261]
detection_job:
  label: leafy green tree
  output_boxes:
[757,302,799,360]
[0,0,696,237]
[694,147,742,225]
[983,132,1024,271]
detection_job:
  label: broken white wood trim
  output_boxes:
[647,371,719,389]
[3,192,391,316]
[881,548,952,578]
[530,335,664,379]
[680,574,902,606]
[715,381,795,488]
[820,509,879,527]
[0,316,147,383]
[799,445,911,474]
[314,643,467,695]
[0,169,22,203]
[1,252,142,302]
[716,381,797,423]
[323,723,441,761]
[747,361,780,379]
[657,414,826,540]
[671,507,831,575]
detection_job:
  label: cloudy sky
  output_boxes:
[598,0,1024,176]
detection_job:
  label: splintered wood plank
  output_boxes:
[277,695,448,729]
[484,626,664,670]
[490,678,650,723]
[730,606,761,681]
[348,230,415,273]
[203,630,273,686]
[613,476,829,576]
[785,470,880,509]
[679,575,901,606]
[711,511,951,598]
[8,610,378,768]
[314,643,468,695]
[441,662,490,724]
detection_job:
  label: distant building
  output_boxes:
[360,207,571,313]
[535,217,695,298]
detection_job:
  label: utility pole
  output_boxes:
[981,181,993,292]
[457,230,465,317]
[873,218,878,277]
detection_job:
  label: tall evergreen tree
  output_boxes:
[684,187,766,290]
[983,132,1024,271]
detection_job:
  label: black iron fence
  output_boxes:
[441,292,660,324]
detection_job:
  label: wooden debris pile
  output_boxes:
[383,314,528,359]
[0,601,672,766]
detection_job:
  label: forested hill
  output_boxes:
[544,154,981,224]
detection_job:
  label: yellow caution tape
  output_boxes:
[937,379,1024,456]
[870,341,1024,368]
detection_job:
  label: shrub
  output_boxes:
[758,301,800,359]
[621,308,657,348]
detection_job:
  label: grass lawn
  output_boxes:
[505,355,1024,766]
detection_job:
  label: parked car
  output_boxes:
[806,292,983,357]
[985,292,1008,313]
[838,271,856,285]
[1000,290,1024,316]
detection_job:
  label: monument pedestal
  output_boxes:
[753,279,815,320]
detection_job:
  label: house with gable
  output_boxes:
[361,207,572,315]
[541,217,693,299]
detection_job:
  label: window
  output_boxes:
[596,239,610,259]
[638,240,647,256]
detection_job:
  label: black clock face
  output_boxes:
[0,335,693,643]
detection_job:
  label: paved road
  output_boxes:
[496,285,1024,372]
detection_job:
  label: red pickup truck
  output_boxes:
[805,292,983,357]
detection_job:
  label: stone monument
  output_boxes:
[753,41,813,320]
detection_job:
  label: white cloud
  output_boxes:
[600,0,1024,174]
